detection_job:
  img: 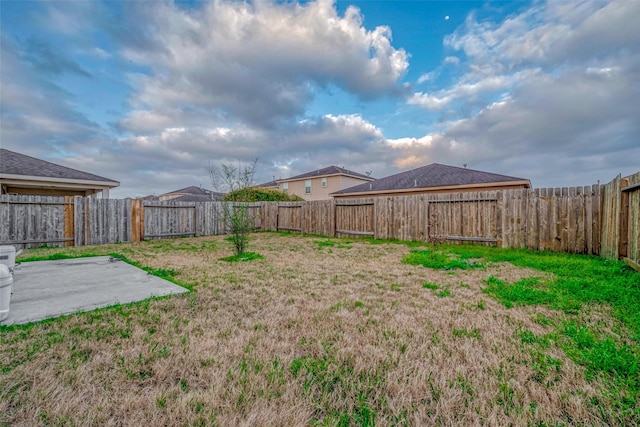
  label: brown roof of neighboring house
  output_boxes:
[0,148,118,184]
[280,165,374,182]
[332,163,530,195]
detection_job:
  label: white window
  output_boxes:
[321,177,327,188]
[305,179,312,194]
[282,182,288,193]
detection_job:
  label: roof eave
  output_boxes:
[0,173,120,189]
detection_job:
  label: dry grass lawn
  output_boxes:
[0,233,629,425]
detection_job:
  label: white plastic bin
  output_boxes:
[0,246,16,270]
[0,264,12,321]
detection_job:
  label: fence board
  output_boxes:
[0,195,66,249]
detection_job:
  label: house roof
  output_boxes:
[0,148,118,184]
[160,185,224,200]
[279,165,373,182]
[164,186,212,195]
[170,193,223,202]
[332,163,530,195]
[256,180,279,188]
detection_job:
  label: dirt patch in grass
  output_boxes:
[0,234,630,425]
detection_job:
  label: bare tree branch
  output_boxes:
[205,158,258,193]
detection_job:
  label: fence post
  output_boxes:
[64,196,74,246]
[131,199,144,243]
[496,191,504,247]
[619,178,629,258]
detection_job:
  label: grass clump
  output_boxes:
[403,249,483,270]
[19,252,103,263]
[219,252,264,262]
[314,239,353,250]
[452,328,482,340]
[422,281,439,290]
[482,276,555,308]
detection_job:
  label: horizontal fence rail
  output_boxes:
[0,172,638,270]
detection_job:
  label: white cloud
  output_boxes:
[401,0,640,186]
[443,56,459,65]
[408,69,539,111]
[118,0,409,131]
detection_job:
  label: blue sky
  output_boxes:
[1,0,638,197]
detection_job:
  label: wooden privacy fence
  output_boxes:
[259,187,603,254]
[0,198,260,249]
[600,171,640,270]
[0,172,637,269]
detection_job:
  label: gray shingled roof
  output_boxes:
[170,193,224,202]
[281,165,374,182]
[168,186,211,195]
[256,180,279,188]
[0,149,118,183]
[332,163,529,195]
[162,186,224,201]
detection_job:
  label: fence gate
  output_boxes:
[144,202,197,239]
[335,199,374,237]
[426,194,499,244]
[621,172,640,271]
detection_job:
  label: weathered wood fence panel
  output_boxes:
[0,195,68,249]
[302,200,335,236]
[276,203,302,232]
[248,203,262,230]
[427,192,498,244]
[500,185,602,254]
[196,201,224,236]
[144,201,197,239]
[601,176,622,259]
[260,203,279,231]
[335,198,374,237]
[78,197,131,245]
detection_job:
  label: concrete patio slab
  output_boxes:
[1,256,188,326]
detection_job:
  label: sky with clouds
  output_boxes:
[1,0,638,197]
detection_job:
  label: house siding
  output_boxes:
[280,175,371,200]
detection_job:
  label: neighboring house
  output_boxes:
[277,166,374,201]
[0,148,119,197]
[332,163,531,199]
[158,186,223,202]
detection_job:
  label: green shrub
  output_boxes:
[224,188,303,202]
